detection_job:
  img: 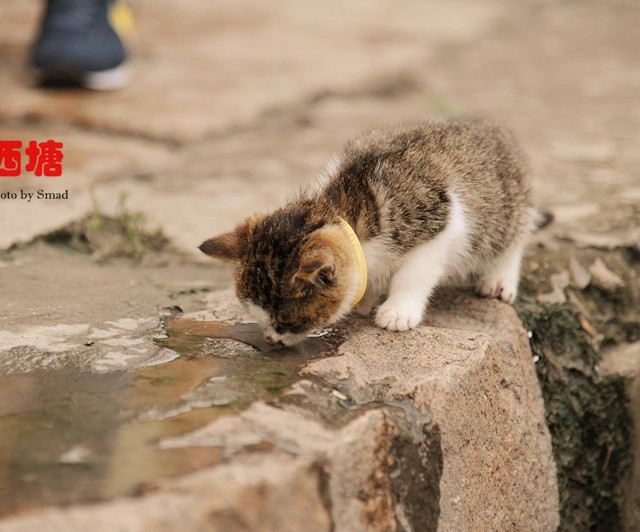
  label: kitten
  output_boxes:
[199,118,534,346]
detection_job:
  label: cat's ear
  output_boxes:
[199,216,261,262]
[295,247,336,288]
[198,231,243,262]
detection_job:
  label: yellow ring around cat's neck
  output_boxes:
[337,218,367,307]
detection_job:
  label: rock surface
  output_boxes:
[0,291,559,531]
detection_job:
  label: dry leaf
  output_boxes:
[566,290,590,317]
[579,316,597,337]
[569,256,591,289]
[588,258,624,292]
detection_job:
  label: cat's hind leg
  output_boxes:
[477,238,525,304]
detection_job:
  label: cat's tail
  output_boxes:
[530,208,554,232]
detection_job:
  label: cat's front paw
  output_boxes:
[477,277,518,304]
[375,302,422,331]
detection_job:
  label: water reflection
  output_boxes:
[0,320,331,518]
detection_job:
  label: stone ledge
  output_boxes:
[306,292,559,531]
[0,292,559,531]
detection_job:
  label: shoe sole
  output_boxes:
[33,63,131,91]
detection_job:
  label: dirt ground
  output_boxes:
[1,0,639,529]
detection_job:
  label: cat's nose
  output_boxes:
[264,334,284,346]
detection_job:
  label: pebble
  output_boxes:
[537,270,570,304]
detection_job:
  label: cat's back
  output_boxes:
[340,118,529,206]
[344,118,521,170]
[333,118,531,254]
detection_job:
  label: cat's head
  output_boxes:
[199,210,363,346]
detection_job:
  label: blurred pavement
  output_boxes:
[1,0,637,254]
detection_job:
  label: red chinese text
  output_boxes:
[0,140,64,177]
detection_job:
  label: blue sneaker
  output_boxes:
[31,0,131,90]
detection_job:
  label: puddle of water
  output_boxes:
[0,319,333,518]
[164,318,330,355]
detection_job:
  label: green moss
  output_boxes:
[520,244,639,348]
[42,192,167,261]
[516,298,632,531]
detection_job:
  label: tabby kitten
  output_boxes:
[200,118,534,346]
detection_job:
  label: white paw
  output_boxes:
[478,278,517,304]
[375,302,423,331]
